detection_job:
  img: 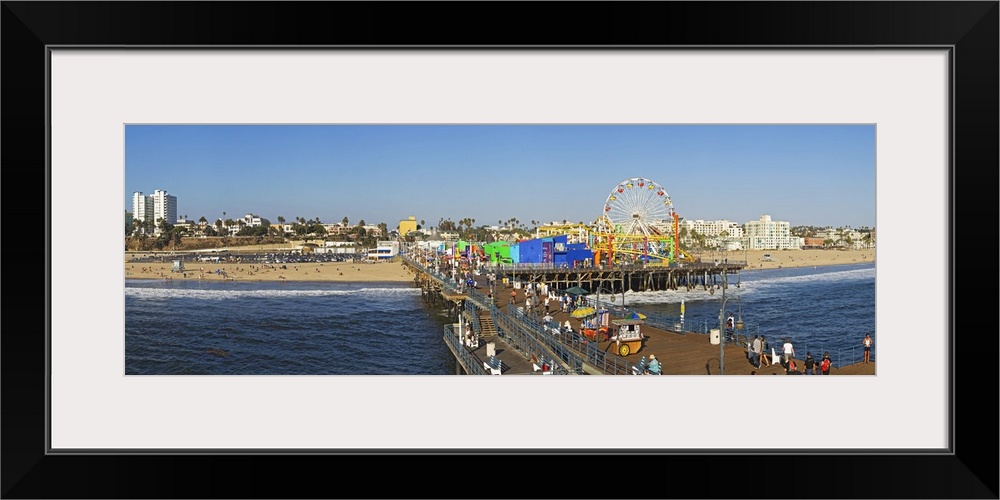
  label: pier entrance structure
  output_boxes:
[591,177,692,266]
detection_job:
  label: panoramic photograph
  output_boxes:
[124,124,876,376]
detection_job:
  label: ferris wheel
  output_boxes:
[601,177,674,236]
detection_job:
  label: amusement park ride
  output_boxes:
[588,177,696,266]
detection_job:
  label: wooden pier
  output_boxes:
[487,261,745,294]
[403,257,875,376]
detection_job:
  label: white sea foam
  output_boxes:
[619,266,874,305]
[752,266,875,285]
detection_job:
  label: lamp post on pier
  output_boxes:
[716,267,745,375]
[718,268,728,375]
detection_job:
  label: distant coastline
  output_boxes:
[124,248,873,284]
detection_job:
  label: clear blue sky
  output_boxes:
[125,124,875,230]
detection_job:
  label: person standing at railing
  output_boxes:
[820,352,832,375]
[863,333,873,364]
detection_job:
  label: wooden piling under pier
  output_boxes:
[456,262,745,294]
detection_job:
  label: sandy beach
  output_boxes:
[124,258,417,283]
[692,248,875,271]
[124,248,873,283]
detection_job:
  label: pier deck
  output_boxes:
[407,258,875,376]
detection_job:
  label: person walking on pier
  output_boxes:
[758,336,770,367]
[782,338,795,367]
[510,289,517,304]
[820,352,832,375]
[863,333,874,363]
[750,335,762,368]
[804,352,817,375]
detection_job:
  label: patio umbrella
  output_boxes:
[629,311,647,320]
[563,286,590,296]
[571,306,597,318]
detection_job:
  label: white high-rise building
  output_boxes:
[743,214,797,250]
[131,192,154,231]
[131,189,178,233]
[151,190,177,227]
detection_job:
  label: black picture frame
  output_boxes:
[3,2,997,498]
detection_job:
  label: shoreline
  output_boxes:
[124,248,874,283]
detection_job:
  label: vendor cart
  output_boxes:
[581,325,609,342]
[580,309,611,342]
[610,318,645,356]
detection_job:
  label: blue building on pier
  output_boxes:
[512,235,593,268]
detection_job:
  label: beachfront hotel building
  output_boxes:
[131,189,178,234]
[743,214,797,250]
[813,228,873,249]
[678,219,745,249]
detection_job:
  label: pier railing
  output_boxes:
[441,325,489,375]
[501,303,635,375]
[417,261,584,374]
[461,279,639,375]
[406,256,638,375]
[488,305,579,374]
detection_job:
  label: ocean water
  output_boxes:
[125,262,875,374]
[124,281,457,375]
[623,262,876,363]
